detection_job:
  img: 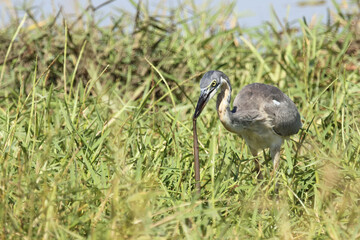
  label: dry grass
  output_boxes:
[0,0,360,239]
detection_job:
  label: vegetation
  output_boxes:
[0,0,359,239]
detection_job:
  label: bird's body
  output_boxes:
[194,70,302,173]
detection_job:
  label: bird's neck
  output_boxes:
[216,81,235,132]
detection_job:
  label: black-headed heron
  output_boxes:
[193,70,302,177]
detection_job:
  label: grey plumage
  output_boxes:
[233,83,302,136]
[194,70,302,174]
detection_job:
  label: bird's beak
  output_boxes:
[193,89,210,120]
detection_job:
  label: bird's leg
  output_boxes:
[270,146,281,173]
[250,148,263,180]
[269,146,281,193]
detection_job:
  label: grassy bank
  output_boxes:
[1,1,360,239]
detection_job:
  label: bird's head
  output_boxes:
[193,70,230,119]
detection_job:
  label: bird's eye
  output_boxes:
[211,81,217,87]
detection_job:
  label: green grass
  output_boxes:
[1,1,360,239]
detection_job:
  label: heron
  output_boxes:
[193,70,302,177]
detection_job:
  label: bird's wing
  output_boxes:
[231,108,266,128]
[263,94,302,136]
[233,83,302,136]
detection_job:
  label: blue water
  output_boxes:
[0,0,342,28]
